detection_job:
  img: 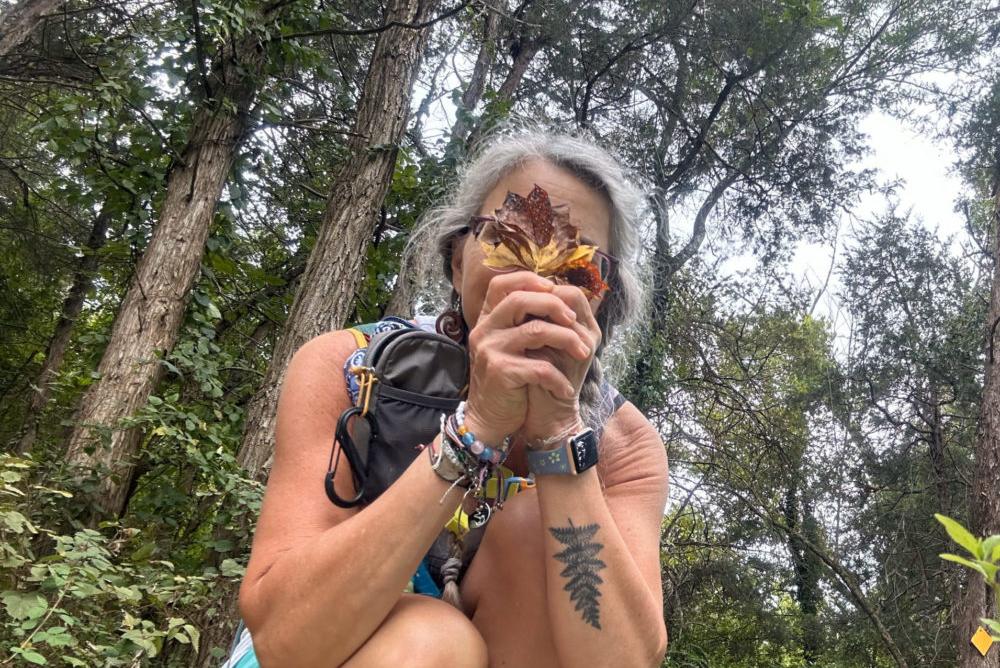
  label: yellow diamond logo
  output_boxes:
[972,626,994,657]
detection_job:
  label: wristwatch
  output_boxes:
[526,427,599,476]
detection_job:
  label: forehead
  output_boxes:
[478,158,612,249]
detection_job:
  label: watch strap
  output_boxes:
[526,428,598,476]
[527,443,574,475]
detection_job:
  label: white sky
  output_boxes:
[791,109,965,289]
[708,109,967,335]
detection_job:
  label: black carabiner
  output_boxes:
[324,406,374,508]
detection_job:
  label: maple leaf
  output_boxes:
[478,184,609,299]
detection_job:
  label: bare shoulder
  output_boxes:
[286,330,361,382]
[277,330,359,405]
[271,328,365,472]
[597,399,669,492]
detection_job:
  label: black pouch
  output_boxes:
[325,324,469,507]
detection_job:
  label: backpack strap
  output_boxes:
[346,326,369,349]
[342,319,415,405]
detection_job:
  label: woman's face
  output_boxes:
[450,158,613,329]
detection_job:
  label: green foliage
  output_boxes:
[0,454,251,665]
[936,514,1000,640]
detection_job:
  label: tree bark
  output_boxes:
[194,2,440,664]
[783,482,823,664]
[63,37,264,519]
[0,0,61,59]
[955,166,1000,668]
[387,5,507,319]
[926,384,951,510]
[16,205,110,454]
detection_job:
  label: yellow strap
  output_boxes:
[360,371,376,415]
[347,327,367,349]
[446,507,470,536]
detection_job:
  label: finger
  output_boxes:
[481,270,555,315]
[502,318,591,360]
[504,356,575,399]
[551,285,601,345]
[551,285,596,324]
[487,290,578,330]
[564,317,598,355]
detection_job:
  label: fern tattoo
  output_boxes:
[549,518,606,629]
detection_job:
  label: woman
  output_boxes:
[237,128,669,667]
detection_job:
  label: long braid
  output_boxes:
[440,531,465,609]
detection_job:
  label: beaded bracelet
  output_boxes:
[434,402,514,527]
[448,401,512,464]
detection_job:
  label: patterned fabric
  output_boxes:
[343,315,419,404]
[220,621,257,668]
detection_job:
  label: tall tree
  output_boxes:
[840,214,985,664]
[386,0,548,317]
[64,22,270,518]
[236,0,443,479]
[605,0,989,414]
[16,205,109,453]
[0,0,62,59]
[191,1,443,662]
[954,78,1000,668]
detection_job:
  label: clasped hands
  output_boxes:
[464,270,602,451]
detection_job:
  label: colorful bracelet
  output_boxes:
[432,402,516,527]
[448,401,512,464]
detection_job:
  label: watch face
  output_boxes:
[570,429,599,473]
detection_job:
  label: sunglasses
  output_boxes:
[465,215,618,282]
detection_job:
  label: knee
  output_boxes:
[384,596,488,668]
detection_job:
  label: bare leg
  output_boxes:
[341,594,488,668]
[464,491,563,668]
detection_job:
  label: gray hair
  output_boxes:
[400,123,649,432]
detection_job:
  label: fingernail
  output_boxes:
[564,308,576,320]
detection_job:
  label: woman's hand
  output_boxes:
[518,285,602,445]
[462,271,590,446]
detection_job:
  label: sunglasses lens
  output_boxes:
[595,255,611,280]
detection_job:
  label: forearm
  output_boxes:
[535,468,667,668]
[241,434,464,667]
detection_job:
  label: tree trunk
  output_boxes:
[16,205,110,454]
[63,38,264,519]
[464,35,542,151]
[955,166,1000,668]
[927,384,951,510]
[386,6,507,319]
[194,2,441,664]
[783,483,823,664]
[0,0,61,58]
[620,173,736,414]
[446,4,501,152]
[237,0,440,480]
